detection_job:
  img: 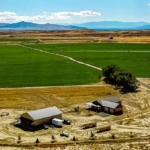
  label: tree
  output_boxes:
[102,64,138,92]
[102,64,119,83]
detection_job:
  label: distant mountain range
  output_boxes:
[137,25,150,30]
[74,21,150,30]
[0,21,85,30]
[0,21,150,30]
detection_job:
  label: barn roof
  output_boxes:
[24,106,62,121]
[99,100,119,109]
[86,102,101,108]
[97,97,121,103]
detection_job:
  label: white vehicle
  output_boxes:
[52,118,63,127]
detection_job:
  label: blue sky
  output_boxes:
[0,0,150,24]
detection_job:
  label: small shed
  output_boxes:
[20,106,62,127]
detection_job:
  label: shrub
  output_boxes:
[35,138,40,145]
[51,135,57,143]
[90,131,95,140]
[130,131,133,138]
[73,136,76,141]
[17,135,21,143]
[51,135,55,140]
[112,134,115,139]
[74,106,79,112]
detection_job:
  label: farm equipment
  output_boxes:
[81,122,97,129]
[96,126,111,133]
[60,132,69,137]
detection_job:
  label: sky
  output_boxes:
[0,0,150,24]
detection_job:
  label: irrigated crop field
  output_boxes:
[0,45,100,87]
[0,43,150,87]
[30,43,150,77]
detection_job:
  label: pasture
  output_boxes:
[0,43,150,87]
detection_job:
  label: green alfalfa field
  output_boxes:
[0,43,150,87]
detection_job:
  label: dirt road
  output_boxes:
[19,45,102,71]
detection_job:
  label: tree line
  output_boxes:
[102,64,138,92]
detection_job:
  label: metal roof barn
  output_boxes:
[99,100,119,109]
[20,106,62,127]
[97,97,121,103]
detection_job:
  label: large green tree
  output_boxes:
[102,64,138,92]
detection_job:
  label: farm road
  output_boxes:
[18,45,102,71]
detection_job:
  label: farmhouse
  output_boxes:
[20,106,62,127]
[86,97,122,114]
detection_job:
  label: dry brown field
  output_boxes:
[0,30,150,43]
[0,79,150,150]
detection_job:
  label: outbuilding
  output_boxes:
[20,106,62,127]
[87,97,123,114]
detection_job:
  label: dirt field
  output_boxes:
[0,79,150,149]
[138,78,150,86]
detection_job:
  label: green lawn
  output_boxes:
[0,45,100,87]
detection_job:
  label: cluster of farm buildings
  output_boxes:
[16,97,122,130]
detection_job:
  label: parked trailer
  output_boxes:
[81,122,97,129]
[52,118,63,127]
[96,126,111,133]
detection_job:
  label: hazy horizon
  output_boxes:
[0,0,150,24]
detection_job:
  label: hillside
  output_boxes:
[0,21,85,30]
[74,21,150,30]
